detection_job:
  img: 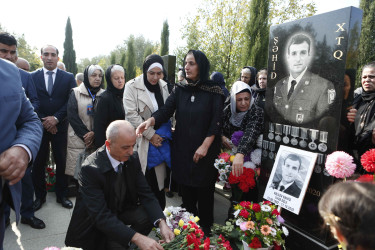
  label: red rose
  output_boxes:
[361,149,375,173]
[263,200,272,205]
[49,172,55,177]
[274,243,282,250]
[239,201,251,208]
[239,209,249,218]
[271,209,280,216]
[252,203,261,212]
[249,237,262,249]
[46,167,53,172]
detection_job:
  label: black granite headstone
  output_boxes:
[260,7,363,249]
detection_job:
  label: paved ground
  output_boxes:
[4,184,231,250]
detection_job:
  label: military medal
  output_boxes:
[299,127,308,148]
[308,129,319,151]
[318,131,328,152]
[290,126,299,146]
[314,154,324,174]
[275,123,282,142]
[282,125,291,144]
[269,142,276,160]
[268,122,275,140]
[191,94,195,102]
[262,140,269,158]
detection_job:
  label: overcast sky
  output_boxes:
[0,0,359,61]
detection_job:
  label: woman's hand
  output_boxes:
[193,144,209,163]
[150,134,163,147]
[136,117,155,137]
[83,131,95,147]
[347,108,357,123]
[222,136,231,149]
[232,153,244,177]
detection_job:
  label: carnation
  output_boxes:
[252,203,261,212]
[231,131,244,147]
[356,174,375,183]
[325,151,356,178]
[251,149,262,165]
[244,161,256,169]
[256,134,263,148]
[219,152,231,163]
[361,149,375,173]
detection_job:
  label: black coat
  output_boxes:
[65,146,163,249]
[94,90,125,148]
[153,85,223,187]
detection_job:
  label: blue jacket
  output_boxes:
[19,69,40,111]
[147,121,172,169]
[0,59,42,248]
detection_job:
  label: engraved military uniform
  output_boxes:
[272,70,335,125]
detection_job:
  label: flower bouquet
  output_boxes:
[233,201,287,250]
[159,206,198,237]
[161,220,232,250]
[46,166,56,192]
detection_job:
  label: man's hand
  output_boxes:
[131,232,163,250]
[83,131,95,147]
[232,153,244,177]
[347,108,357,123]
[221,136,231,149]
[150,134,163,147]
[136,118,155,137]
[42,116,58,130]
[0,146,29,185]
[47,125,58,134]
[159,219,175,243]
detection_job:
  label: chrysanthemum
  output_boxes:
[282,226,289,236]
[244,161,256,169]
[361,149,375,173]
[325,151,356,178]
[261,225,271,235]
[256,134,263,148]
[261,205,271,212]
[251,149,262,165]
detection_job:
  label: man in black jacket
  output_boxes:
[65,120,174,249]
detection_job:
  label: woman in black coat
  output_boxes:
[94,65,125,148]
[137,50,224,234]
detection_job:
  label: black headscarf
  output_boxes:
[142,54,165,109]
[180,50,224,96]
[105,64,125,98]
[83,65,104,96]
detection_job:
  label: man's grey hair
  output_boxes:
[88,65,104,77]
[75,73,84,82]
[57,61,66,71]
[106,120,134,141]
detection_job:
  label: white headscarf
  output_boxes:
[230,81,253,127]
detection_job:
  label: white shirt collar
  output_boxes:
[43,67,57,74]
[279,180,295,191]
[105,147,123,172]
[288,67,308,90]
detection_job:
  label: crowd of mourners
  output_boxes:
[1,30,375,250]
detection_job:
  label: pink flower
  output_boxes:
[218,152,231,162]
[240,221,255,231]
[325,151,356,178]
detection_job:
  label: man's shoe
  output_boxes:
[56,197,73,209]
[33,197,46,211]
[21,216,46,229]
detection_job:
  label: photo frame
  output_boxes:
[263,145,317,214]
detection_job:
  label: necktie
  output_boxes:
[114,163,126,212]
[279,185,285,191]
[287,80,297,100]
[47,71,54,95]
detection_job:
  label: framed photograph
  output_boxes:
[263,145,317,214]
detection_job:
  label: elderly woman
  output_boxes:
[252,68,267,109]
[66,65,105,178]
[137,50,224,235]
[124,54,171,209]
[222,81,264,217]
[94,65,126,149]
[240,66,257,87]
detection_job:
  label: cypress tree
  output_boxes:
[357,0,375,86]
[110,52,116,65]
[62,17,78,75]
[242,0,270,70]
[120,52,126,68]
[125,37,136,80]
[160,20,169,56]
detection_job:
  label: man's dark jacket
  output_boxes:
[65,146,164,249]
[272,181,301,198]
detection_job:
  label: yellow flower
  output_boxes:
[230,155,235,163]
[174,229,181,235]
[178,219,184,227]
[194,216,200,223]
[234,204,241,210]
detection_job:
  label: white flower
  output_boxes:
[214,163,219,168]
[276,220,280,226]
[282,226,289,236]
[261,205,271,212]
[235,218,244,226]
[270,227,277,236]
[233,209,241,218]
[244,161,256,169]
[218,159,225,164]
[225,165,231,170]
[256,134,263,148]
[251,149,262,165]
[215,159,220,163]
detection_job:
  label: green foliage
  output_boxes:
[110,52,116,65]
[125,36,136,80]
[357,0,375,87]
[242,0,270,70]
[120,53,126,67]
[143,45,153,60]
[269,0,316,25]
[160,20,169,56]
[62,17,78,75]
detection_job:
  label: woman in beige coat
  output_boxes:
[123,54,170,209]
[66,65,104,179]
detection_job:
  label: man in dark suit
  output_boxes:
[0,58,43,249]
[31,45,76,210]
[0,32,44,229]
[65,120,174,249]
[272,33,336,126]
[271,154,302,198]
